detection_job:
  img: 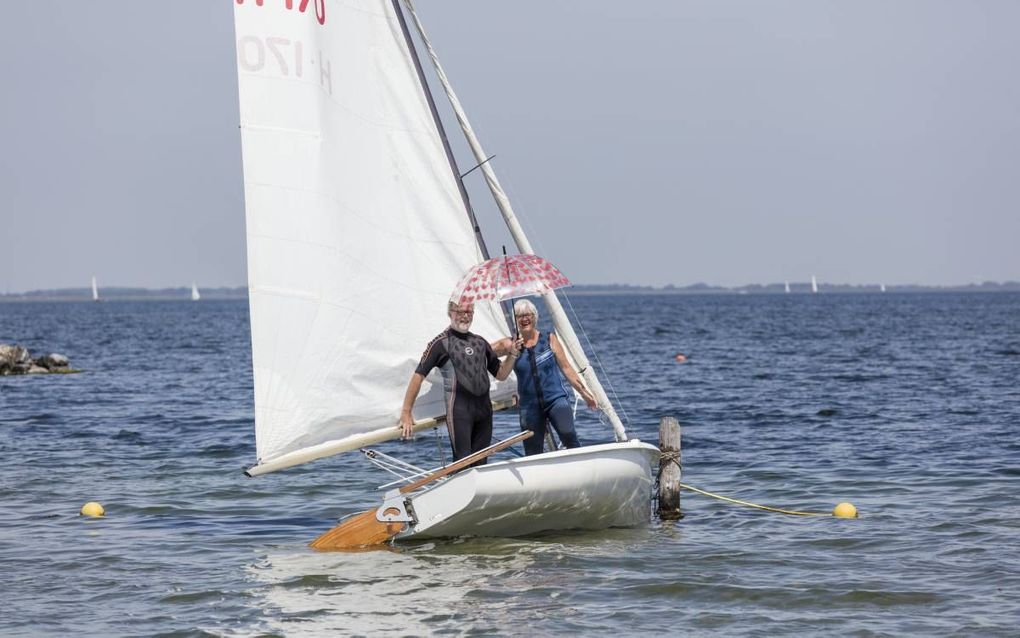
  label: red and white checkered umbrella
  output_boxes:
[450,254,571,305]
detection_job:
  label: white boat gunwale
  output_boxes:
[420,438,660,479]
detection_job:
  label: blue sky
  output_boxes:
[3,1,1018,293]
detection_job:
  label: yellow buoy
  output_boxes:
[80,502,105,518]
[833,502,857,518]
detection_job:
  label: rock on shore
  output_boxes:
[0,344,75,375]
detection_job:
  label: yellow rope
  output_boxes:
[679,482,833,517]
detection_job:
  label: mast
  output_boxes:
[402,0,628,442]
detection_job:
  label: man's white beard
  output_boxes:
[452,318,472,332]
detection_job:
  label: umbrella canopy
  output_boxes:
[450,254,571,305]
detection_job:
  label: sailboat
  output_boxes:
[784,281,791,294]
[191,283,201,301]
[233,1,659,543]
[811,275,818,293]
[91,276,99,302]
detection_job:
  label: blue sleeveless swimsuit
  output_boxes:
[513,332,581,455]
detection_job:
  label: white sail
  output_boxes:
[191,283,201,301]
[402,0,627,443]
[784,281,790,294]
[91,276,99,301]
[880,283,886,293]
[811,275,818,293]
[234,1,512,473]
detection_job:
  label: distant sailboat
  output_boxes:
[784,281,791,294]
[91,276,99,302]
[191,283,201,301]
[811,275,818,294]
[880,283,886,293]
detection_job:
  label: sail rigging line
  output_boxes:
[402,0,628,443]
[390,0,491,263]
[559,290,633,427]
[460,155,496,180]
[364,449,431,485]
[465,164,633,429]
[488,144,633,428]
[392,0,517,330]
[448,71,630,426]
[433,420,447,467]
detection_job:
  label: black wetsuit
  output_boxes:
[415,328,501,463]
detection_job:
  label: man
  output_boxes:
[399,301,521,464]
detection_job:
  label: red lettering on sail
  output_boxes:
[236,0,325,25]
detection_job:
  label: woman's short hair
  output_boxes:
[514,298,538,319]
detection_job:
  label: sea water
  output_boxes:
[1,293,1018,635]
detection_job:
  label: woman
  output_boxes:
[498,299,598,456]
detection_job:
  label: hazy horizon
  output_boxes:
[6,278,1019,298]
[3,1,1018,293]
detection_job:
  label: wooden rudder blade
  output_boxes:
[309,509,404,551]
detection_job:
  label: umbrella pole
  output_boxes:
[503,246,517,339]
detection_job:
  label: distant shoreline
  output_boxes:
[2,282,1018,302]
[0,287,249,303]
[567,282,1020,295]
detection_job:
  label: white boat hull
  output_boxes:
[396,440,660,540]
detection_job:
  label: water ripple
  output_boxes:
[1,294,1019,635]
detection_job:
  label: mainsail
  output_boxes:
[234,1,512,475]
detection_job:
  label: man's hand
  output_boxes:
[399,373,425,439]
[399,411,414,439]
